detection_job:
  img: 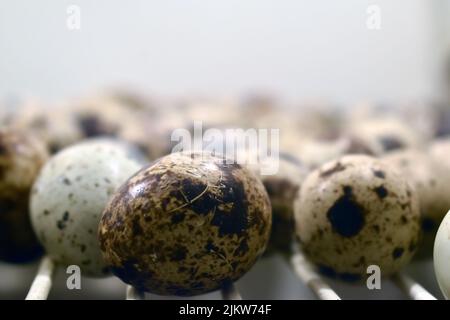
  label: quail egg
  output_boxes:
[70,96,144,140]
[346,118,424,155]
[294,155,421,281]
[30,139,144,276]
[98,151,272,296]
[383,149,450,258]
[12,101,83,154]
[259,153,309,254]
[0,128,49,263]
[434,209,450,299]
[70,96,169,160]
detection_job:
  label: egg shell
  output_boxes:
[259,153,308,254]
[70,97,143,140]
[13,102,83,154]
[346,118,424,155]
[0,128,49,263]
[98,151,272,296]
[434,209,450,299]
[30,140,143,277]
[383,149,450,258]
[430,138,450,167]
[294,155,421,281]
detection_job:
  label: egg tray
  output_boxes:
[23,247,437,300]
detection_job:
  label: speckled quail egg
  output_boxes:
[12,101,83,154]
[295,105,343,141]
[0,128,49,263]
[69,96,169,160]
[70,97,136,139]
[294,155,421,281]
[346,118,424,155]
[30,139,144,276]
[434,209,450,299]
[258,153,309,254]
[98,151,272,296]
[383,149,450,258]
[289,135,378,171]
[295,138,355,169]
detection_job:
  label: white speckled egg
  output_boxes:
[434,210,450,299]
[30,139,145,277]
[294,155,421,281]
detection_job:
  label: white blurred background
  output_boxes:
[0,0,449,299]
[1,0,449,105]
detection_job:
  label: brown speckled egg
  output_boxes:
[383,149,450,258]
[294,155,421,281]
[0,128,49,263]
[99,151,272,296]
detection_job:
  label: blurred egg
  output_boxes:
[0,128,48,263]
[30,139,145,276]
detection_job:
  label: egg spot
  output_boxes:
[171,246,188,261]
[210,166,249,237]
[56,211,70,230]
[180,179,215,216]
[205,240,219,252]
[131,216,143,236]
[379,136,404,151]
[77,115,109,137]
[392,247,404,259]
[373,185,388,199]
[171,212,186,224]
[327,186,365,237]
[233,239,249,257]
[372,169,385,179]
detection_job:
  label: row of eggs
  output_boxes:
[0,131,272,296]
[1,98,450,298]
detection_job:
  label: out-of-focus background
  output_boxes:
[1,0,450,105]
[1,0,450,299]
